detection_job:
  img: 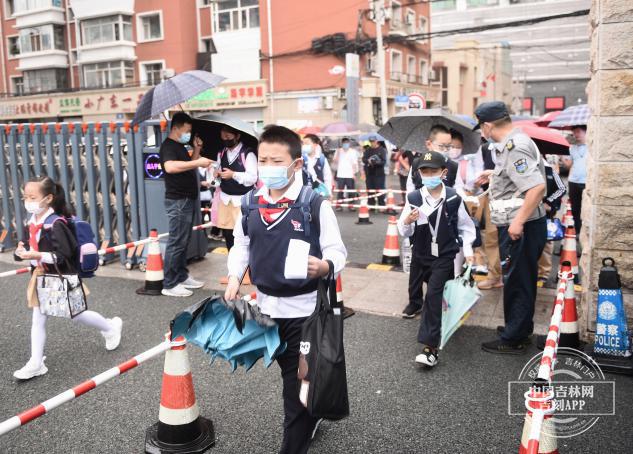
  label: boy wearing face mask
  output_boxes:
[397,151,476,367]
[160,112,212,297]
[333,137,359,210]
[301,134,333,197]
[214,125,258,250]
[225,125,347,453]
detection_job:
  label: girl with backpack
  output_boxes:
[301,134,333,198]
[13,176,122,380]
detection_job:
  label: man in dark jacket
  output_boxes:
[362,135,388,209]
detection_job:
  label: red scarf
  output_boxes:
[29,223,43,252]
[258,196,293,224]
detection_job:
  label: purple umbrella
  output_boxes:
[132,70,225,125]
[319,121,361,137]
[548,104,590,129]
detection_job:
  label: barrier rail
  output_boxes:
[0,336,178,436]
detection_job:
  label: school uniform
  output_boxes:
[303,151,333,194]
[227,174,347,454]
[397,184,476,348]
[216,142,258,249]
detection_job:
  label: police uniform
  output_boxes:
[486,123,547,346]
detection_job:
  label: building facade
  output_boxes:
[0,0,437,127]
[431,0,590,116]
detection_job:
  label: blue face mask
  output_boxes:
[259,160,297,189]
[178,132,191,144]
[301,144,313,155]
[342,143,350,150]
[421,175,443,189]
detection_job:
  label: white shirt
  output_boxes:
[218,142,259,206]
[335,148,359,179]
[397,184,476,257]
[27,207,57,266]
[227,174,348,318]
[454,150,485,197]
[305,152,333,191]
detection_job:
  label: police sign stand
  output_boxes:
[584,258,633,375]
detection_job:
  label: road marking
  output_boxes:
[366,264,393,271]
[212,247,228,255]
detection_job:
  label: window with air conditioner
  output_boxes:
[138,12,163,42]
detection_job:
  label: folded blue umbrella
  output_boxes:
[171,296,286,372]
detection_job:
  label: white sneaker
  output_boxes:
[161,284,193,297]
[14,357,48,380]
[415,347,439,367]
[102,317,123,351]
[181,276,204,289]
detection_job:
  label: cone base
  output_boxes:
[584,345,633,376]
[136,287,163,296]
[356,219,372,225]
[381,255,401,266]
[145,417,215,454]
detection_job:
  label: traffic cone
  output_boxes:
[386,190,397,214]
[356,197,372,224]
[136,229,164,296]
[336,275,344,306]
[382,216,401,266]
[562,199,573,228]
[559,263,580,349]
[519,384,558,454]
[145,336,215,453]
[559,223,578,276]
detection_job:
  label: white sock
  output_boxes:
[73,310,113,333]
[30,308,47,365]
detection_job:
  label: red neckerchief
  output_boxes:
[29,223,43,252]
[258,196,293,224]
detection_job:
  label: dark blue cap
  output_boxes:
[473,101,510,130]
[414,151,447,170]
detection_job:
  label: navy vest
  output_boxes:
[241,186,324,297]
[220,146,255,196]
[407,187,462,259]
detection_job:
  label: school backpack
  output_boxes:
[44,214,99,278]
[240,185,323,238]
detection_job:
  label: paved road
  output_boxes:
[0,264,630,454]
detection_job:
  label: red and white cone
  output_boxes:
[386,190,397,213]
[336,275,344,306]
[562,199,573,228]
[356,197,372,224]
[136,229,164,296]
[559,223,578,276]
[559,264,580,349]
[382,216,401,266]
[145,336,215,453]
[519,385,558,454]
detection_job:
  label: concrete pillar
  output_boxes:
[581,0,633,335]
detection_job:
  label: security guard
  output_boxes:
[473,101,547,354]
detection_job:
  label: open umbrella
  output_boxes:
[319,121,361,137]
[297,126,322,135]
[171,295,285,372]
[548,104,590,129]
[513,121,570,155]
[359,132,386,142]
[192,113,259,161]
[534,110,562,127]
[132,70,225,125]
[358,122,379,133]
[378,108,481,153]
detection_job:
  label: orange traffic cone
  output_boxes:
[559,264,580,349]
[537,261,573,351]
[559,223,578,276]
[382,216,401,266]
[519,384,558,454]
[145,337,215,453]
[356,197,372,224]
[386,190,397,214]
[336,275,344,306]
[562,199,573,228]
[136,229,164,296]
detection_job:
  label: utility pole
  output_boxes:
[374,0,388,125]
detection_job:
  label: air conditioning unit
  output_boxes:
[162,68,175,78]
[324,96,334,109]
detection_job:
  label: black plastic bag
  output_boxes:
[297,273,350,420]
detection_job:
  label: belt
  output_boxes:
[489,198,524,211]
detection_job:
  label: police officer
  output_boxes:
[473,102,547,354]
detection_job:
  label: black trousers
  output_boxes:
[274,317,318,454]
[222,229,235,250]
[336,178,355,201]
[415,255,455,348]
[408,254,424,308]
[568,182,585,234]
[497,217,547,342]
[365,173,386,206]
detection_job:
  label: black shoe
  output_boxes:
[311,418,324,441]
[481,338,526,355]
[402,303,422,319]
[415,346,439,367]
[495,326,532,346]
[342,306,355,319]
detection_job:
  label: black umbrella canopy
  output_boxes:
[192,113,260,161]
[378,108,481,154]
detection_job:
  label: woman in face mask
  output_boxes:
[301,134,333,198]
[13,176,122,381]
[213,125,259,250]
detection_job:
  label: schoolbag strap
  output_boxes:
[240,190,256,236]
[407,190,423,207]
[298,186,314,238]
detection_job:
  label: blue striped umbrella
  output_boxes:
[132,70,225,125]
[548,104,590,129]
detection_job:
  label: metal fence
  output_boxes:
[0,120,168,262]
